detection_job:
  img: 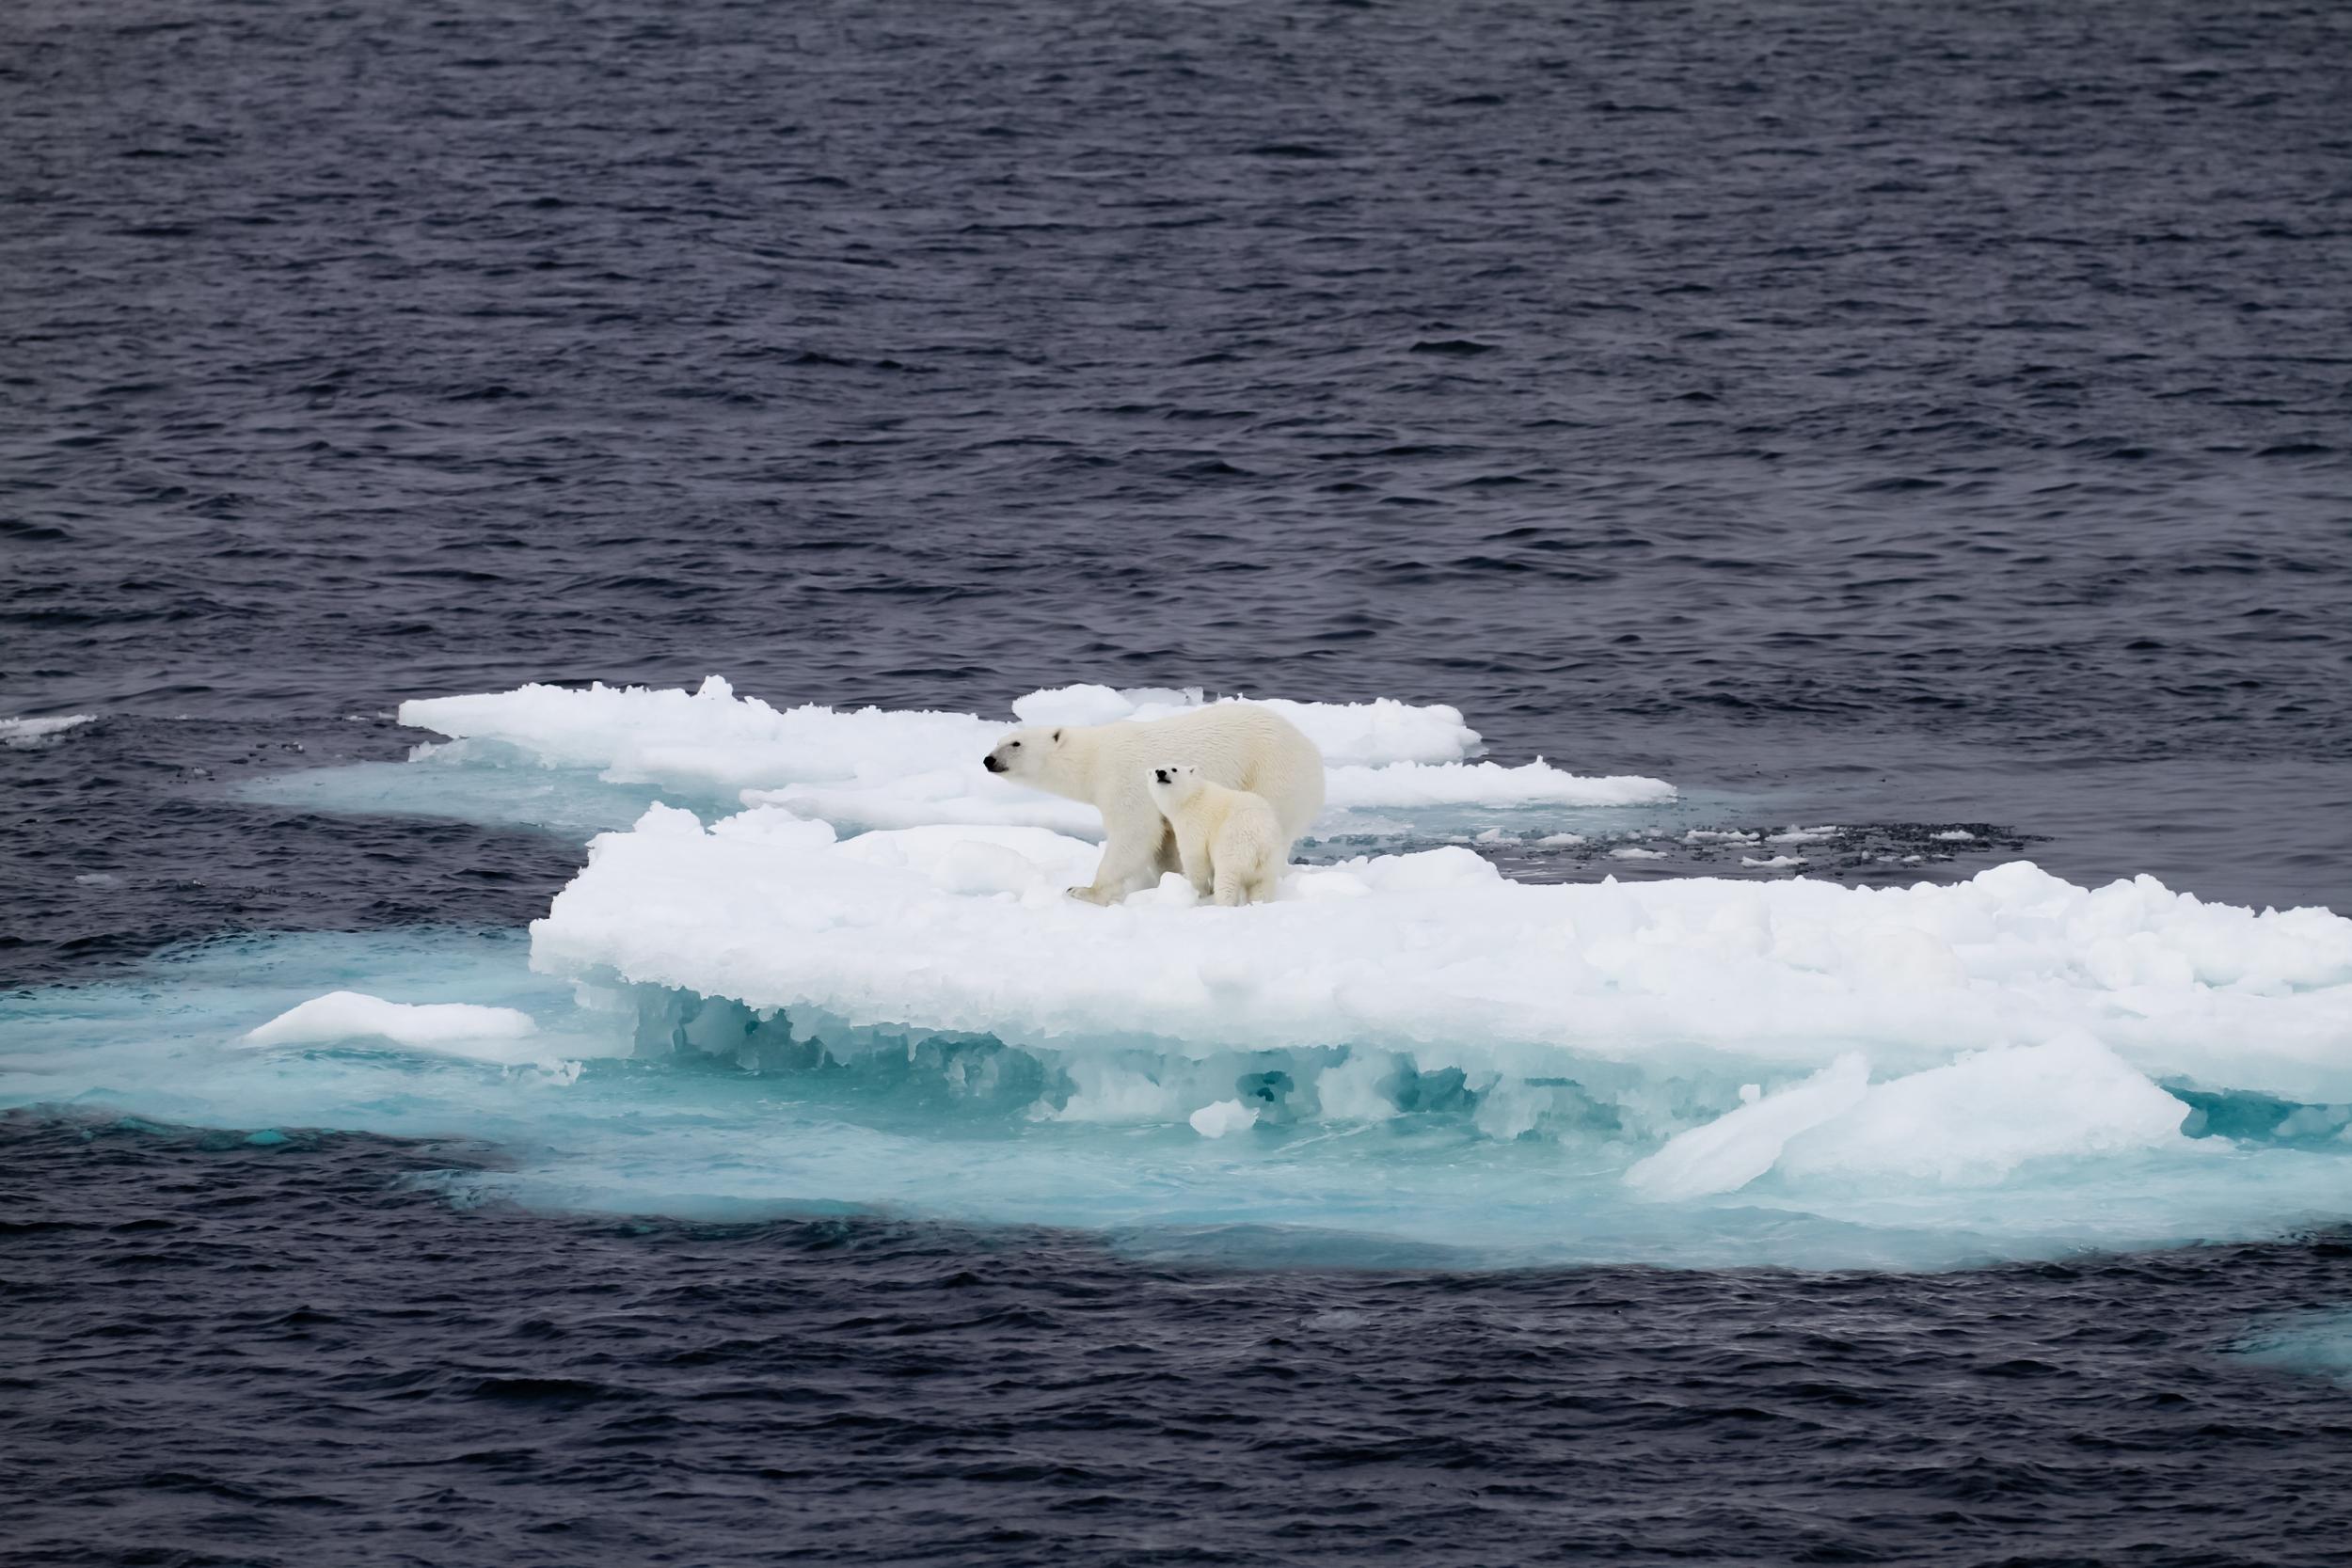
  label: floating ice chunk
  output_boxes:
[1189,1100,1260,1138]
[1610,846,1667,861]
[1779,1035,2194,1184]
[1,714,95,748]
[1627,1037,2196,1198]
[1932,830,1978,843]
[1768,825,1842,845]
[1626,1055,1870,1199]
[1741,854,1807,869]
[1685,829,1760,845]
[1537,832,1587,847]
[244,990,539,1053]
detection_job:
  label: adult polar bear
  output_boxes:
[982,705,1325,903]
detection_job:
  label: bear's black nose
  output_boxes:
[982,754,1005,773]
[1154,768,1168,783]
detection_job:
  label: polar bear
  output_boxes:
[982,704,1324,903]
[1146,764,1287,906]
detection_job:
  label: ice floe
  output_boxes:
[394,677,1677,834]
[534,806,2352,1110]
[9,677,2349,1270]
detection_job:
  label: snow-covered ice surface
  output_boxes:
[16,678,2352,1271]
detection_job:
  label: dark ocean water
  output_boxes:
[8,1117,2352,1568]
[6,0,2351,1561]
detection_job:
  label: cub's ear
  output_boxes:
[1052,728,1062,743]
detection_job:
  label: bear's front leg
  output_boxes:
[1070,832,1162,904]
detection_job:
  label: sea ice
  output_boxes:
[244,990,539,1053]
[395,677,1677,833]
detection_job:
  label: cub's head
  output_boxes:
[1146,762,1203,810]
[981,725,1063,780]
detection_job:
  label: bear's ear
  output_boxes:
[1052,729,1062,743]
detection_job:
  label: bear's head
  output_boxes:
[1146,761,1203,810]
[981,725,1063,781]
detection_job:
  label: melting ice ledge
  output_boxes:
[533,800,2352,1196]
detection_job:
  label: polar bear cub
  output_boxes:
[1146,764,1287,906]
[982,704,1324,904]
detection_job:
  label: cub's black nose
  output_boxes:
[982,754,1005,773]
[1153,768,1169,783]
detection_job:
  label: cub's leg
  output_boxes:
[1215,831,1280,906]
[1178,826,1216,898]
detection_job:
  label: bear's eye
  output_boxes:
[1008,740,1020,749]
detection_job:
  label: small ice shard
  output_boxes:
[1768,825,1842,845]
[1189,1100,1260,1138]
[1609,846,1666,861]
[1932,830,1978,842]
[1741,854,1807,869]
[244,990,538,1049]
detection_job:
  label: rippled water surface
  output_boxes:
[5,0,2350,1561]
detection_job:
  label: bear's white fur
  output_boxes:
[982,704,1324,903]
[1146,763,1287,906]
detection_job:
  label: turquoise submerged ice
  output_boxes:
[12,679,2352,1271]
